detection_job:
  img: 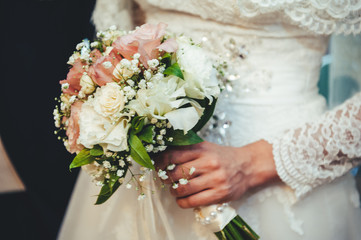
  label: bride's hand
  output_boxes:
[155,140,280,208]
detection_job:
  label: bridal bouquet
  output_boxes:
[54,23,258,240]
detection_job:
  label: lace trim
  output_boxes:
[238,0,361,35]
[271,92,361,198]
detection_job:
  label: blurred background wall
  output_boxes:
[0,0,95,239]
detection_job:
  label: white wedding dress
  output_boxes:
[58,0,361,239]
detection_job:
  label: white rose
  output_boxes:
[128,76,183,119]
[176,37,220,100]
[128,76,204,133]
[93,82,125,119]
[78,98,131,152]
[79,74,95,95]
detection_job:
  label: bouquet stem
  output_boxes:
[214,215,259,240]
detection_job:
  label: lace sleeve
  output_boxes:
[238,0,361,35]
[92,0,134,31]
[270,92,361,198]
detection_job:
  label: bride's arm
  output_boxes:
[270,91,361,198]
[156,92,361,208]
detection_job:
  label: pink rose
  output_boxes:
[112,38,138,60]
[158,38,178,53]
[66,101,84,154]
[60,60,85,95]
[90,50,121,86]
[112,23,177,68]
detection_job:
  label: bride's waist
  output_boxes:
[217,94,327,145]
[223,86,322,105]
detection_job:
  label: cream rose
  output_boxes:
[78,98,131,152]
[93,82,125,119]
[113,63,134,81]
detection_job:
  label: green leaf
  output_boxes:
[161,52,172,68]
[90,145,103,156]
[163,63,184,80]
[165,129,203,146]
[95,179,121,205]
[138,125,155,143]
[69,149,95,170]
[131,116,145,135]
[192,97,217,133]
[162,52,172,59]
[129,133,155,170]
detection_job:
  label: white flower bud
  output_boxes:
[147,59,159,69]
[158,146,167,151]
[90,41,99,48]
[151,118,158,124]
[138,79,147,89]
[189,167,196,175]
[61,83,70,90]
[126,80,135,86]
[158,169,168,180]
[102,61,113,69]
[103,161,111,169]
[144,70,152,80]
[167,164,176,171]
[69,95,77,105]
[179,178,188,185]
[118,160,125,167]
[145,144,154,152]
[76,42,85,50]
[117,170,124,177]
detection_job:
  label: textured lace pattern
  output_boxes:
[272,92,361,198]
[238,0,361,35]
[92,0,134,30]
[93,0,361,35]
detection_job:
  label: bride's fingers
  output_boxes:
[167,157,211,182]
[175,188,228,209]
[154,146,202,170]
[161,156,214,184]
[169,174,210,198]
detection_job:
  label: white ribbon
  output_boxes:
[194,203,237,232]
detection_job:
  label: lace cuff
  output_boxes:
[238,0,361,35]
[270,92,361,198]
